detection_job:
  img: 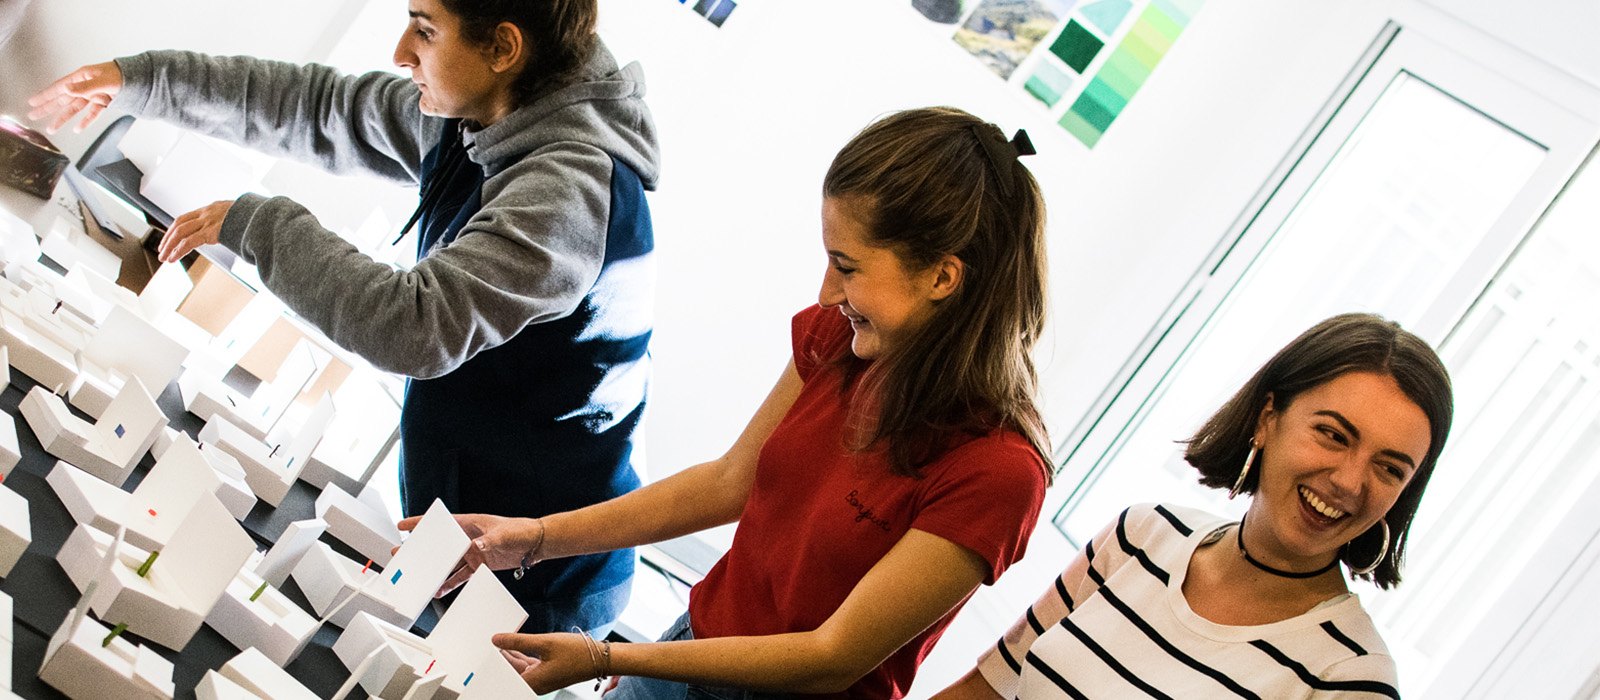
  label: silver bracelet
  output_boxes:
[512,517,546,581]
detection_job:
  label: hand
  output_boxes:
[493,632,599,694]
[28,61,123,134]
[159,200,233,263]
[397,512,543,597]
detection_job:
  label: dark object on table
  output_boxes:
[0,115,69,199]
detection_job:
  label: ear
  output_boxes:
[1252,393,1277,447]
[489,21,525,73]
[926,254,964,302]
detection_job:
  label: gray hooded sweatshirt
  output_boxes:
[113,41,660,632]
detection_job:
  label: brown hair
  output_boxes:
[440,0,598,105]
[1183,313,1454,588]
[822,107,1052,483]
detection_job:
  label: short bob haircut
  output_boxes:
[1183,313,1453,589]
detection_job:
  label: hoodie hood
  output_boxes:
[465,39,660,190]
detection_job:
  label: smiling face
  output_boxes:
[393,0,518,124]
[817,197,954,360]
[1244,371,1433,571]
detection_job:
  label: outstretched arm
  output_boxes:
[497,527,991,694]
[410,360,804,594]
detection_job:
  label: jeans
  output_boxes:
[604,612,798,700]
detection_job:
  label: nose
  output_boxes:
[394,32,417,70]
[818,267,845,308]
[1327,455,1366,499]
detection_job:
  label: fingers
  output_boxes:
[501,648,540,673]
[159,201,229,263]
[397,515,422,532]
[435,543,486,597]
[492,632,552,655]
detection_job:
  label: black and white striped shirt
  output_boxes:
[977,504,1400,699]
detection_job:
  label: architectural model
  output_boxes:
[19,376,164,486]
[291,499,470,629]
[56,494,256,650]
[39,536,177,700]
[316,483,401,567]
[48,437,224,551]
[333,565,528,700]
[199,394,334,507]
[0,482,28,578]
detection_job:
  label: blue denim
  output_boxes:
[605,613,797,700]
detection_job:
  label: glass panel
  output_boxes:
[1364,143,1600,689]
[1054,71,1546,545]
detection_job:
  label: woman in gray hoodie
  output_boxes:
[29,0,660,636]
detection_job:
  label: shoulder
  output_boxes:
[482,141,615,201]
[1118,503,1227,541]
[933,430,1048,489]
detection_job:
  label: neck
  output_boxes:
[1235,512,1341,581]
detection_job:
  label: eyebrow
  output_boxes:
[826,250,859,263]
[1314,410,1418,470]
[409,10,433,20]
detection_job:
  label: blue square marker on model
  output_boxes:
[114,424,126,438]
[464,672,475,686]
[391,569,404,584]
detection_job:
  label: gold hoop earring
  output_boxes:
[1348,519,1391,576]
[1228,444,1258,500]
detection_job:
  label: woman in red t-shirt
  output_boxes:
[407,107,1055,698]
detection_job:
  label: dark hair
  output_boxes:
[439,0,598,105]
[1183,313,1453,588]
[822,107,1052,483]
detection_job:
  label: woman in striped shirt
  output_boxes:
[938,313,1453,699]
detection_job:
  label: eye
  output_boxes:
[832,263,856,275]
[1380,463,1407,481]
[414,26,434,41]
[1316,425,1349,445]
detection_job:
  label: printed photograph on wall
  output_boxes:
[953,0,1078,79]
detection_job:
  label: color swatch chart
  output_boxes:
[955,0,1207,148]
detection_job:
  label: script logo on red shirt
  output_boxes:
[845,489,893,532]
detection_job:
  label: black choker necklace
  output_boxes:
[1236,513,1339,579]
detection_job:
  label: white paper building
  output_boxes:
[316,483,402,567]
[70,304,190,418]
[199,393,334,507]
[0,483,28,579]
[207,566,321,666]
[57,494,256,651]
[48,437,226,552]
[39,555,176,700]
[332,566,528,700]
[19,377,164,487]
[254,518,327,588]
[152,428,257,520]
[196,648,319,700]
[292,499,471,629]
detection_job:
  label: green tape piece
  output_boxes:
[1025,59,1074,106]
[1129,12,1175,52]
[1082,78,1129,113]
[1049,20,1105,74]
[250,580,270,602]
[1080,0,1134,35]
[1069,89,1119,132]
[1059,110,1104,148]
[1118,27,1167,69]
[136,550,159,578]
[102,622,128,647]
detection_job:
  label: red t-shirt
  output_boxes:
[688,305,1048,698]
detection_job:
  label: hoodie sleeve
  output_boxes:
[218,140,611,379]
[114,50,436,185]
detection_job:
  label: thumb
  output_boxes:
[493,632,551,656]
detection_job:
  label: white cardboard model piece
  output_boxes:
[0,300,82,392]
[39,535,177,700]
[333,565,528,700]
[0,483,29,578]
[152,429,257,519]
[70,305,190,418]
[255,518,328,588]
[0,591,12,689]
[204,648,319,700]
[292,499,471,629]
[316,483,401,567]
[195,670,269,700]
[199,394,335,507]
[56,494,256,650]
[178,368,273,441]
[20,376,164,487]
[457,649,538,700]
[207,566,321,666]
[48,438,225,551]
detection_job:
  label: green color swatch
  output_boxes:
[1049,20,1104,74]
[1080,0,1133,35]
[1025,59,1075,107]
[1059,110,1103,147]
[1060,0,1205,148]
